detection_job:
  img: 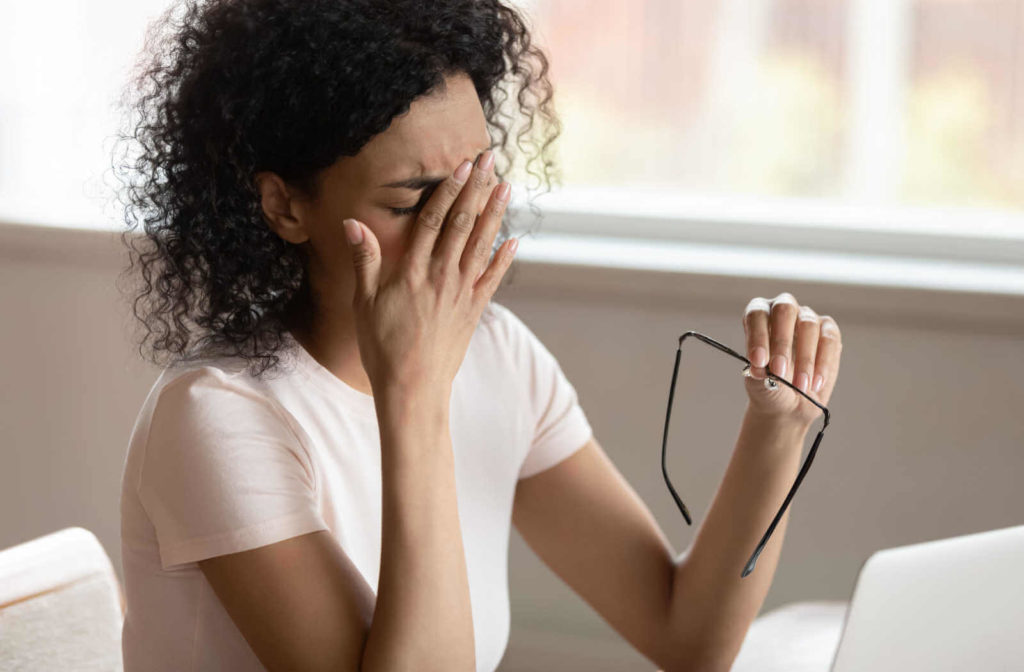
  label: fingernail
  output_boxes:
[508,237,519,254]
[342,218,363,245]
[770,354,788,379]
[751,346,768,368]
[795,372,809,393]
[477,149,495,171]
[497,182,512,202]
[813,374,824,392]
[454,160,473,183]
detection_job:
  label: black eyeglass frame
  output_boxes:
[661,331,831,578]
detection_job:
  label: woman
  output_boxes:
[115,0,843,670]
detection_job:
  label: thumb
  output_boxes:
[343,218,380,304]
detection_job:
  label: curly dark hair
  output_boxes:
[113,0,561,379]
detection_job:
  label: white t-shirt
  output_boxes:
[119,301,594,672]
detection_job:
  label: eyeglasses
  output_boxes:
[661,331,831,578]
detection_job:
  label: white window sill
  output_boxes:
[497,189,1024,331]
[503,231,1024,333]
[514,232,1024,297]
[526,188,1024,265]
[2,202,1022,331]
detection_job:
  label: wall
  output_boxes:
[1,221,1021,670]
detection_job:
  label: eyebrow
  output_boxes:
[379,148,490,191]
[380,175,447,191]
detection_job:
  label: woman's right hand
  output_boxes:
[341,150,517,397]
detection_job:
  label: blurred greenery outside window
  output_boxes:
[514,0,1024,241]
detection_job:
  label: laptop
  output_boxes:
[829,523,1024,670]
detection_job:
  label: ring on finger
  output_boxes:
[743,365,779,390]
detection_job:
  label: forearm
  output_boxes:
[360,386,475,672]
[665,407,809,671]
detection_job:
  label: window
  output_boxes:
[0,2,171,228]
[517,0,1024,241]
[3,0,1022,260]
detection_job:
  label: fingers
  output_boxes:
[475,170,500,219]
[813,315,842,396]
[742,293,798,383]
[432,149,496,275]
[743,297,771,379]
[462,180,512,283]
[743,291,841,406]
[472,236,519,303]
[767,292,800,383]
[343,218,381,306]
[792,305,821,393]
[404,158,475,273]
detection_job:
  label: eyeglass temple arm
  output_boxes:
[661,332,738,526]
[741,423,828,577]
[655,333,729,528]
[664,332,832,578]
[661,345,692,525]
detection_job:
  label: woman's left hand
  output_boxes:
[741,292,842,428]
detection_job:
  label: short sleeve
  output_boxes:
[489,303,594,479]
[137,367,328,570]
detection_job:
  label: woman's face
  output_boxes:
[258,71,498,308]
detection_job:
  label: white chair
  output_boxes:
[0,527,124,671]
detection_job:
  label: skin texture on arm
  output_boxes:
[359,393,475,672]
[198,531,376,672]
[512,292,842,672]
[664,411,808,671]
[512,436,680,665]
[198,395,471,672]
[512,419,806,672]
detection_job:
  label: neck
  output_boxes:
[286,275,373,397]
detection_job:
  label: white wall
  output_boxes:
[2,221,1022,670]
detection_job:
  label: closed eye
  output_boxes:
[388,181,439,217]
[389,205,421,217]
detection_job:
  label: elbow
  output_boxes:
[653,635,738,672]
[657,656,735,672]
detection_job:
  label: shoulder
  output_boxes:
[156,361,268,410]
[138,359,318,490]
[156,336,305,402]
[149,358,303,446]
